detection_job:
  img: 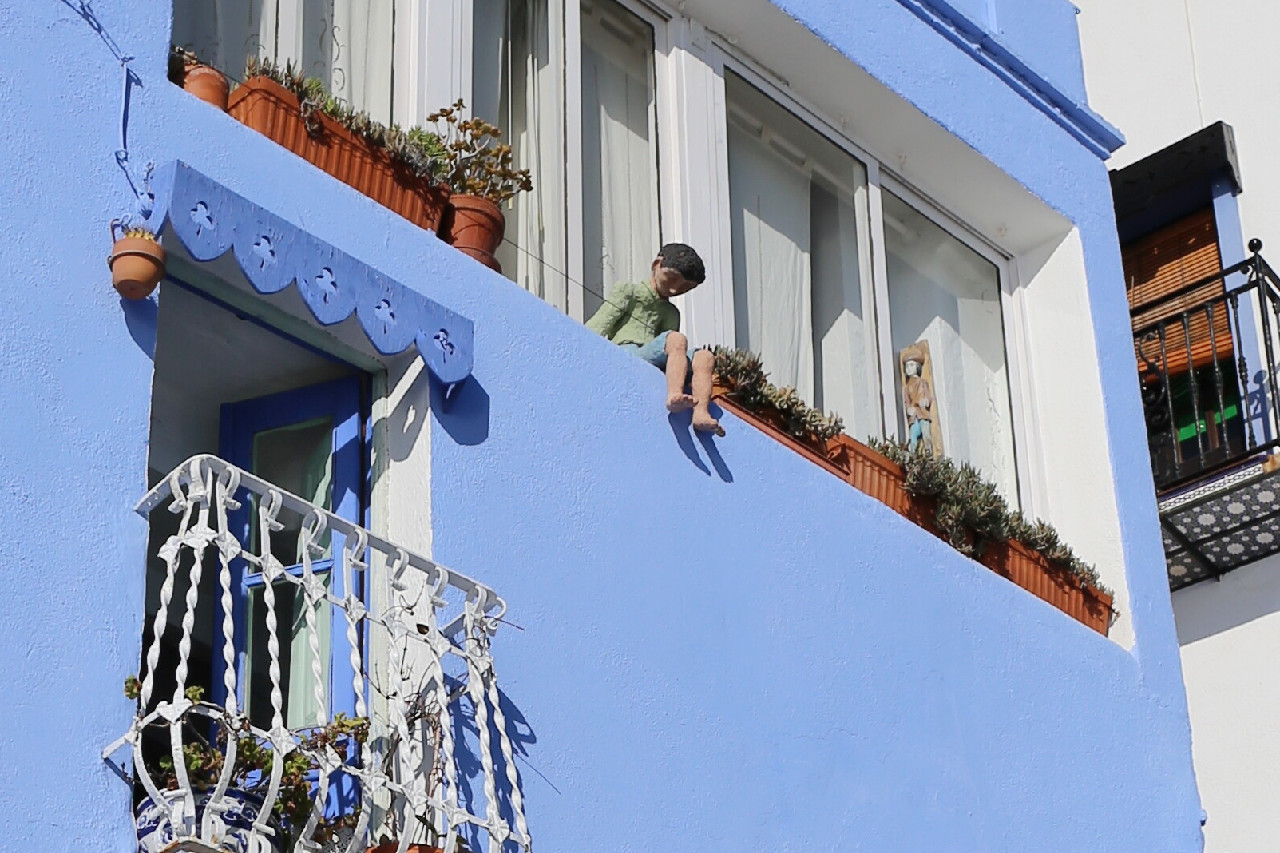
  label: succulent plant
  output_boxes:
[427,100,534,204]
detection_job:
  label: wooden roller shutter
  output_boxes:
[1125,208,1231,377]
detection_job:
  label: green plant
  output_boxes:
[711,346,844,442]
[246,56,448,184]
[126,678,369,847]
[868,438,1112,597]
[120,225,158,242]
[427,100,533,204]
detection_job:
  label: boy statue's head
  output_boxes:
[650,242,706,299]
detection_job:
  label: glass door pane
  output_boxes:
[882,191,1018,500]
[580,0,660,318]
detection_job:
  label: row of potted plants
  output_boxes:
[710,347,1115,635]
[167,48,531,273]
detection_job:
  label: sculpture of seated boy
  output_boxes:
[586,243,721,434]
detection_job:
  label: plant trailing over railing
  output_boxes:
[245,56,448,183]
[427,100,533,204]
[712,346,844,442]
[868,438,1111,596]
[124,677,369,848]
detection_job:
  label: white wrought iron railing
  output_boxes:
[104,455,531,853]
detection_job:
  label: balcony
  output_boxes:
[1133,244,1280,590]
[103,455,530,853]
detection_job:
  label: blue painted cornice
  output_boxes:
[143,161,474,390]
[898,0,1124,158]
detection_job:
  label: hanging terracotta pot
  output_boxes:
[182,63,229,111]
[441,194,505,273]
[109,220,166,300]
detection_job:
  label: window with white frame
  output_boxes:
[724,70,1019,499]
[472,0,662,316]
[172,0,1025,501]
[173,0,397,123]
[725,71,880,442]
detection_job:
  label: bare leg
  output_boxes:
[664,332,695,412]
[690,348,723,435]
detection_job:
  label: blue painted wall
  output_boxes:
[0,0,1201,849]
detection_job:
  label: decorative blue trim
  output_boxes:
[896,0,1125,158]
[143,161,474,389]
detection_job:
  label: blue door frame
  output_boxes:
[217,375,367,725]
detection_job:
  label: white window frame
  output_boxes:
[707,43,1043,511]
[393,0,1049,512]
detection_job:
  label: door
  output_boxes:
[217,375,366,729]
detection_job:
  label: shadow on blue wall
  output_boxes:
[447,676,536,853]
[432,376,490,447]
[667,404,732,482]
[121,295,157,359]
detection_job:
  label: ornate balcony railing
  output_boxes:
[1133,242,1280,493]
[104,455,531,853]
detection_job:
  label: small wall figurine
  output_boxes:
[899,340,943,457]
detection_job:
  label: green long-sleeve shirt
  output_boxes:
[585,281,681,346]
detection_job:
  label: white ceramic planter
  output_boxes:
[135,787,283,853]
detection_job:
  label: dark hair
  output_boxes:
[656,243,706,285]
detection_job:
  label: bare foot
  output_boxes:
[693,411,724,436]
[667,393,696,412]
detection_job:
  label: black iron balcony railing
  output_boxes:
[1133,240,1280,493]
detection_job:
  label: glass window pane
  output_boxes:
[173,1,396,123]
[581,0,660,318]
[473,0,571,310]
[245,575,332,730]
[883,191,1017,499]
[251,416,334,566]
[725,72,879,437]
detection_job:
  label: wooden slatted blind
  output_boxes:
[1124,208,1231,376]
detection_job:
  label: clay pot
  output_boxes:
[367,845,443,853]
[109,225,166,300]
[183,63,229,111]
[229,76,449,232]
[441,194,505,273]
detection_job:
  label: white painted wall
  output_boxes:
[1076,3,1280,842]
[1075,0,1280,251]
[1173,554,1280,851]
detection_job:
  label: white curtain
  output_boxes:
[581,0,659,317]
[726,73,877,434]
[811,178,877,434]
[473,0,570,310]
[728,120,814,401]
[174,0,396,123]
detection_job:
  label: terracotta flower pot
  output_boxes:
[367,845,444,853]
[109,224,166,300]
[441,194,505,273]
[183,64,229,111]
[228,76,449,232]
[709,382,1112,636]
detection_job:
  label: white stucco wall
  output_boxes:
[1076,4,1280,847]
[1173,555,1280,851]
[1075,0,1280,248]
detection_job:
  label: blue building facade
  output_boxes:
[0,0,1206,850]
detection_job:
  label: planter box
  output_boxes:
[228,76,448,232]
[713,390,1112,636]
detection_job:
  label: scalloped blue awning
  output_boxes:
[143,161,473,390]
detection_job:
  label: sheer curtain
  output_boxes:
[726,73,878,437]
[580,0,660,317]
[883,191,1017,499]
[473,0,569,311]
[173,0,396,123]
